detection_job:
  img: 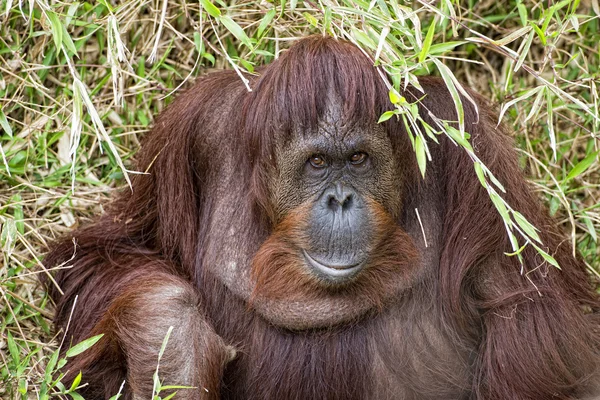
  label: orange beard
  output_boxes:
[251,200,419,311]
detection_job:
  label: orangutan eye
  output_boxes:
[349,152,368,165]
[309,155,328,168]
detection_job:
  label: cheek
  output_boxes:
[250,195,419,297]
[248,197,421,329]
[365,164,403,217]
[270,173,318,224]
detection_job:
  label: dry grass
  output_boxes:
[0,0,598,398]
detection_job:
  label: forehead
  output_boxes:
[280,102,390,155]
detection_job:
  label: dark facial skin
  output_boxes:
[271,107,401,284]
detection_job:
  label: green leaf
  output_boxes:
[474,162,487,187]
[202,52,215,65]
[531,24,546,45]
[414,135,427,177]
[487,170,506,193]
[7,331,20,365]
[18,378,27,394]
[200,0,221,18]
[46,11,64,51]
[542,0,570,33]
[495,26,532,46]
[257,9,276,38]
[69,393,85,400]
[513,211,541,244]
[0,109,12,136]
[504,241,528,256]
[12,194,24,234]
[157,326,173,359]
[193,32,203,54]
[498,86,544,124]
[1,219,17,253]
[62,25,78,55]
[445,125,472,152]
[57,357,68,370]
[565,151,598,181]
[323,7,332,33]
[546,89,556,160]
[219,16,252,49]
[582,212,597,242]
[514,31,534,72]
[532,244,561,269]
[549,196,560,216]
[55,381,67,393]
[489,192,510,222]
[66,334,104,358]
[517,1,528,26]
[388,89,401,104]
[239,58,254,73]
[418,17,436,63]
[44,349,60,381]
[525,85,546,122]
[70,371,83,392]
[97,0,114,12]
[303,12,318,28]
[378,110,397,123]
[429,41,466,55]
[421,120,440,143]
[433,59,470,133]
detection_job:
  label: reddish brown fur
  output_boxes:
[251,200,419,307]
[44,35,600,400]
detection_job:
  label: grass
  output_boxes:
[0,0,598,398]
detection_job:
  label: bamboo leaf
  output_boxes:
[517,1,528,26]
[61,25,78,56]
[7,331,19,365]
[302,12,318,28]
[489,192,510,221]
[429,41,466,54]
[531,24,546,45]
[378,110,396,123]
[418,17,436,63]
[257,9,276,38]
[46,10,63,51]
[513,211,542,244]
[495,26,531,46]
[532,244,561,269]
[0,109,13,136]
[69,371,82,392]
[389,89,401,104]
[514,30,534,72]
[415,134,427,177]
[525,85,546,122]
[498,86,544,123]
[474,162,487,187]
[565,151,599,181]
[200,0,221,18]
[219,16,252,49]
[546,89,556,160]
[66,334,104,358]
[582,212,597,242]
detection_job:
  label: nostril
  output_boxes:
[327,195,339,211]
[327,193,353,212]
[342,194,353,210]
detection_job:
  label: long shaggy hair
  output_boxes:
[45,35,600,400]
